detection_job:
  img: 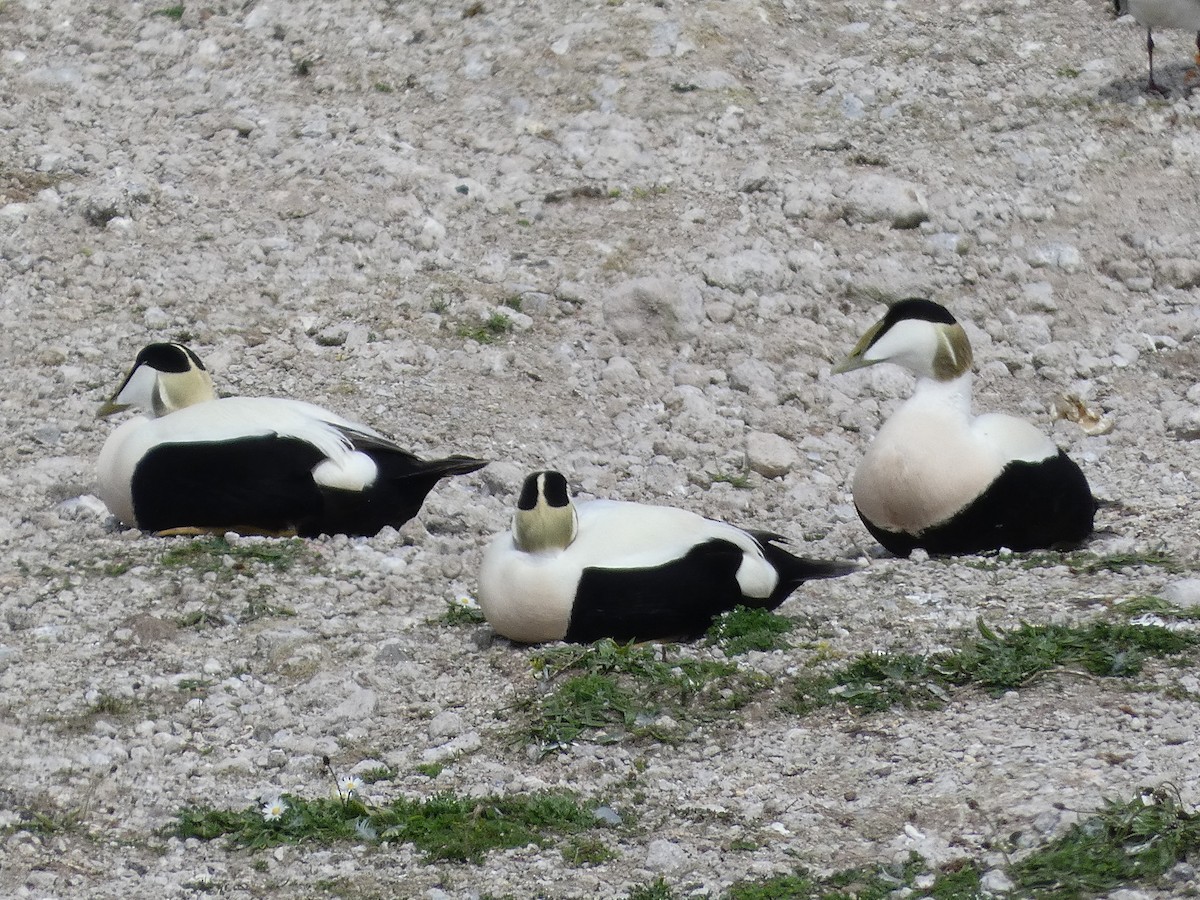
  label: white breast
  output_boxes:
[854,385,1057,534]
[477,499,779,643]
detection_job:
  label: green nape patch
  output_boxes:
[175,790,607,863]
[706,606,794,656]
[159,536,310,576]
[1012,786,1200,898]
[515,639,770,750]
[790,619,1196,715]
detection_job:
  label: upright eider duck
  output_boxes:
[97,342,487,537]
[1118,0,1200,93]
[477,470,857,643]
[832,298,1096,557]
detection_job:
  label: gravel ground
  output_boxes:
[4,0,1200,897]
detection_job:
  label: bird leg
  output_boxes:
[1146,29,1168,95]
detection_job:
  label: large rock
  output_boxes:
[601,275,704,342]
[841,174,929,229]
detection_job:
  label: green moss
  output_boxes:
[159,536,309,576]
[706,606,794,655]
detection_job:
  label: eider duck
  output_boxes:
[832,298,1096,557]
[477,470,856,643]
[1118,0,1200,93]
[97,342,487,537]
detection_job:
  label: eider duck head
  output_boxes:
[832,298,973,382]
[512,470,579,553]
[99,342,216,418]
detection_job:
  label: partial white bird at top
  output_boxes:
[1117,0,1200,93]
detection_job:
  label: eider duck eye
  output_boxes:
[832,298,1096,557]
[96,342,487,538]
[478,469,857,644]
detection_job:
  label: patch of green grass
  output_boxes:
[1113,595,1200,622]
[516,640,769,751]
[151,4,184,19]
[1012,786,1200,897]
[626,879,676,900]
[502,295,523,311]
[414,763,444,778]
[562,834,615,866]
[177,591,296,630]
[159,536,309,577]
[790,619,1196,715]
[175,790,606,863]
[959,550,1185,575]
[373,81,394,93]
[7,806,86,837]
[441,599,487,626]
[456,312,513,344]
[631,789,1200,899]
[358,766,395,784]
[630,184,669,200]
[706,606,794,656]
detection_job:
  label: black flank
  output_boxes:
[132,437,486,537]
[860,449,1096,557]
[564,536,854,644]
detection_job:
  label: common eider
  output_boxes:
[832,298,1096,557]
[477,470,856,643]
[97,342,487,537]
[1119,0,1200,92]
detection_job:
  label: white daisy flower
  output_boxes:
[338,775,363,798]
[261,797,288,822]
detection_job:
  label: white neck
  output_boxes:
[908,370,974,418]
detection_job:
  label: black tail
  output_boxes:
[750,530,860,606]
[408,455,489,480]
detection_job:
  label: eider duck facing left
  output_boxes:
[477,470,857,644]
[832,298,1096,557]
[96,342,487,537]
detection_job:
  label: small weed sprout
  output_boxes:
[442,596,486,626]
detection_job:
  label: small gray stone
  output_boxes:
[746,431,798,479]
[1161,579,1200,606]
[841,174,929,229]
[645,838,686,873]
[428,710,465,740]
